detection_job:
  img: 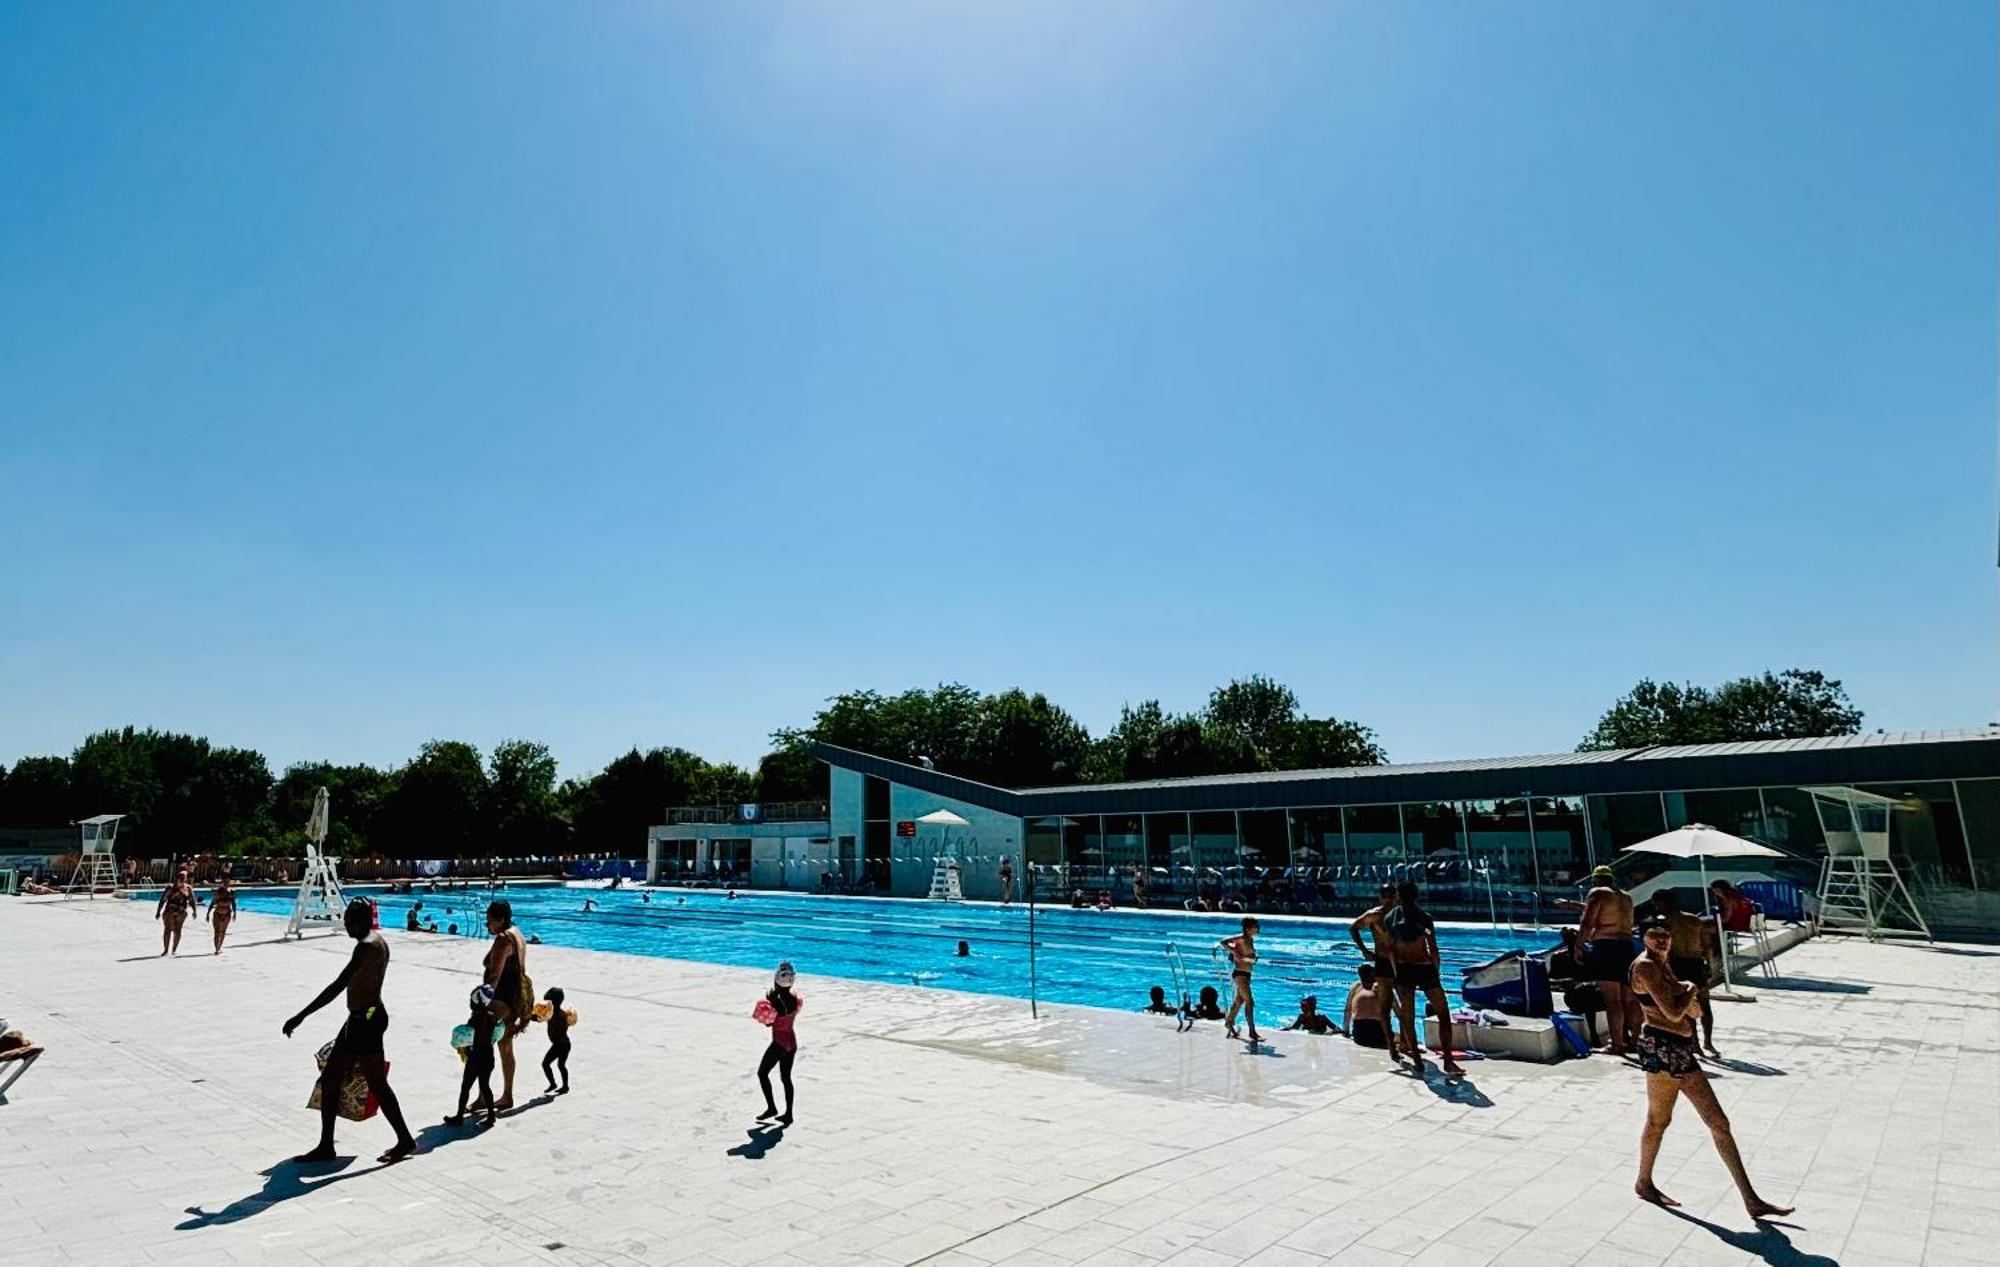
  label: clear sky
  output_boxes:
[2,2,1994,780]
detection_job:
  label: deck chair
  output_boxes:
[0,1043,43,1104]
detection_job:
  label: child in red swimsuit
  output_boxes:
[752,961,801,1125]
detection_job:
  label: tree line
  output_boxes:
[0,669,1861,859]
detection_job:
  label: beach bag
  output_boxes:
[752,998,776,1027]
[307,1041,384,1121]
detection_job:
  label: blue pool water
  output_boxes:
[173,886,1552,1021]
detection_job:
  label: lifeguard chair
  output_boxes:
[917,809,970,901]
[64,814,124,897]
[287,787,347,938]
[1804,786,1931,941]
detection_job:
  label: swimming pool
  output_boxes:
[174,885,1553,1022]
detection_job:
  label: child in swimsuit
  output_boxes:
[753,962,802,1125]
[541,987,572,1094]
[447,985,499,1129]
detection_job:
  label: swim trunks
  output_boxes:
[1351,1019,1388,1049]
[330,1006,389,1061]
[1394,961,1442,992]
[1586,937,1638,983]
[1637,1025,1699,1078]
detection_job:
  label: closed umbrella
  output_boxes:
[1622,824,1783,999]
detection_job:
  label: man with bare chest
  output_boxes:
[284,899,417,1164]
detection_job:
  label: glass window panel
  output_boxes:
[1956,779,2000,890]
[1099,814,1144,883]
[1239,810,1288,869]
[1059,815,1099,872]
[1190,810,1238,877]
[1343,804,1403,888]
[1860,782,1970,890]
[1024,816,1063,869]
[1758,787,1825,852]
[1530,796,1592,888]
[1672,789,1767,843]
[1588,792,1667,853]
[1402,801,1464,871]
[1146,812,1189,880]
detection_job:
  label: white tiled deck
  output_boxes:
[1,896,1993,1266]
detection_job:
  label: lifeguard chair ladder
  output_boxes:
[64,814,124,897]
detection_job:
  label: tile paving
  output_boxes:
[1,896,1994,1266]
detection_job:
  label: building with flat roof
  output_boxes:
[649,727,2000,936]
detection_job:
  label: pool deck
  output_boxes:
[2,896,1995,1267]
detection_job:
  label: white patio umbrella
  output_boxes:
[307,786,330,850]
[1622,824,1783,999]
[915,809,970,862]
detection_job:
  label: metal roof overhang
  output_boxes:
[809,731,2000,818]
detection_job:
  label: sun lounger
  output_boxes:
[0,1043,44,1103]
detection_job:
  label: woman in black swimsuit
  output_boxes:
[207,876,238,955]
[482,901,533,1110]
[1219,917,1261,1043]
[1629,915,1793,1220]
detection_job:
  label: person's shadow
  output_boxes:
[1412,1065,1494,1107]
[1704,1056,1787,1077]
[177,1157,376,1229]
[1662,1208,1837,1266]
[727,1125,785,1160]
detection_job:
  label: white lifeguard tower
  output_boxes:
[287,787,347,938]
[1804,786,1931,941]
[918,809,969,901]
[64,814,125,897]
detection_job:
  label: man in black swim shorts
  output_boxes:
[284,899,418,1164]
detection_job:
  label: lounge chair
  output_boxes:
[0,1039,43,1104]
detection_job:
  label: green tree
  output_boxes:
[971,689,1092,787]
[376,741,492,858]
[187,746,275,849]
[563,746,713,856]
[271,761,391,856]
[1579,669,1864,751]
[1205,675,1302,755]
[755,742,822,802]
[1269,716,1386,769]
[0,755,72,824]
[488,739,567,856]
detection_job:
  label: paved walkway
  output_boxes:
[1,897,1994,1266]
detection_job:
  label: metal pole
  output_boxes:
[1028,866,1038,1019]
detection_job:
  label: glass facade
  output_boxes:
[1100,814,1144,880]
[1958,778,2000,890]
[1145,812,1188,878]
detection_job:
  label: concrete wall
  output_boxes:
[829,767,865,851]
[888,783,1022,900]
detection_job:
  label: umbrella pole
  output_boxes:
[1028,868,1038,1020]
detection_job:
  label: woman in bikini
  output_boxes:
[207,875,238,955]
[1218,917,1261,1043]
[1629,914,1793,1220]
[481,900,534,1110]
[155,869,200,956]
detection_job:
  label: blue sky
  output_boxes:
[2,2,1994,779]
